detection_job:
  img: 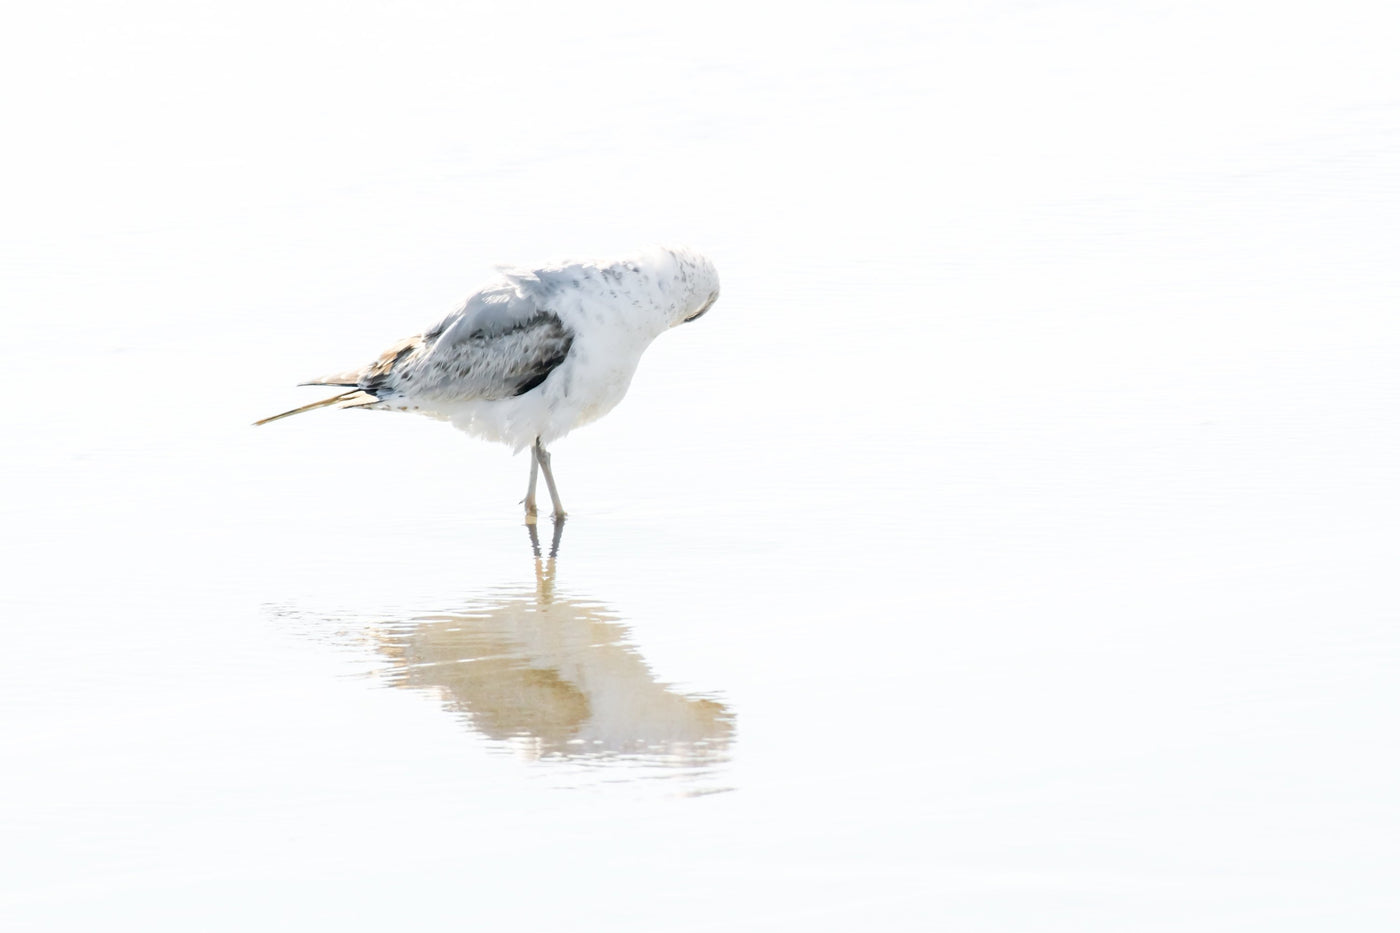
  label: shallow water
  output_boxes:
[3,0,1399,928]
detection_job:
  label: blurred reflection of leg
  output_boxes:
[549,516,565,558]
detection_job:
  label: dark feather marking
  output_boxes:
[362,337,423,393]
[513,339,572,396]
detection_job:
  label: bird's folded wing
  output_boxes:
[403,283,574,400]
[300,279,575,402]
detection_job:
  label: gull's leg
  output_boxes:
[534,439,566,521]
[524,443,541,524]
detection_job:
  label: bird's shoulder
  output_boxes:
[425,257,637,347]
[426,276,553,343]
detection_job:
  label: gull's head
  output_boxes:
[661,246,721,328]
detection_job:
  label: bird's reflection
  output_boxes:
[372,523,733,767]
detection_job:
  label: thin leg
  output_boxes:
[534,439,566,521]
[523,444,540,524]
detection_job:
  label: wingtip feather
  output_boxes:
[253,390,372,426]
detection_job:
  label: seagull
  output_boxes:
[255,246,720,522]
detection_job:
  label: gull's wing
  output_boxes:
[307,280,574,402]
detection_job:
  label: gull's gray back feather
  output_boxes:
[306,280,574,404]
[408,282,574,401]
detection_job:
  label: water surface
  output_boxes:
[2,0,1398,929]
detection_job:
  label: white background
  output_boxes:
[2,0,1398,928]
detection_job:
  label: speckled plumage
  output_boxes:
[256,246,720,518]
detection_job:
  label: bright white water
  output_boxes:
[2,0,1398,928]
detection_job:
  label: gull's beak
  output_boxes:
[683,293,719,324]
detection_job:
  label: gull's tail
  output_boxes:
[253,389,377,426]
